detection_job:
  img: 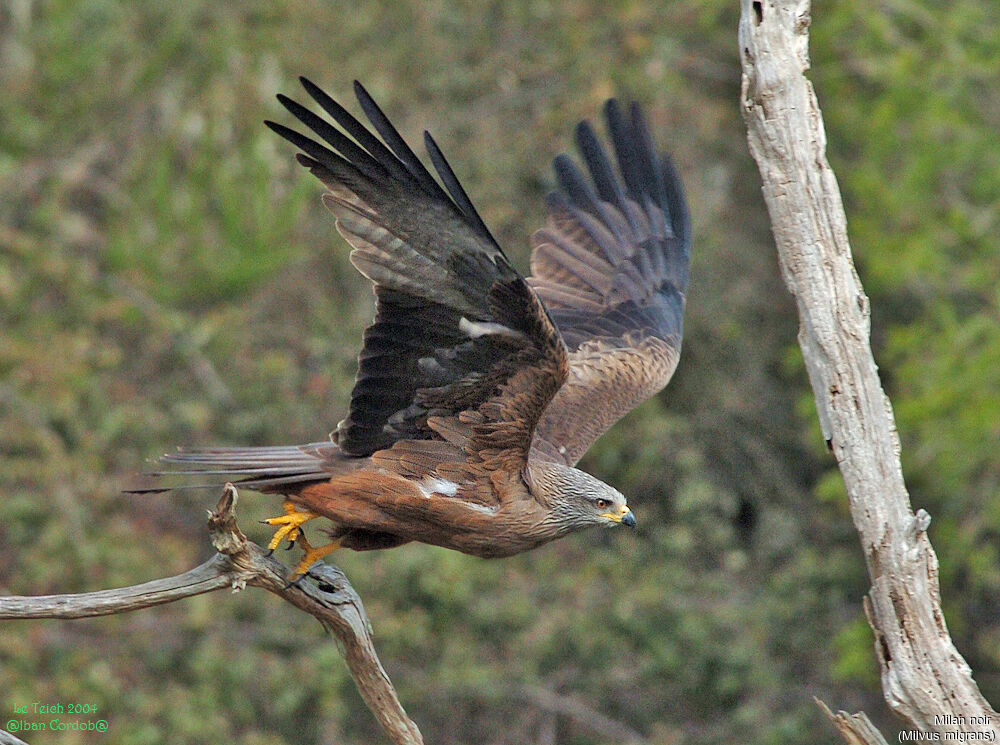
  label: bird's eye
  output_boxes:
[595,499,610,510]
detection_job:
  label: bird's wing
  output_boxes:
[266,79,568,491]
[526,100,690,467]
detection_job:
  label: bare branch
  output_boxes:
[207,487,424,745]
[0,485,423,745]
[738,0,998,737]
[0,729,31,745]
[816,699,890,745]
[0,558,232,619]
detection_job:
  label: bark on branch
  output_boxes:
[738,0,998,739]
[0,730,31,745]
[0,485,423,745]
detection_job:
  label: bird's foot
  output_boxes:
[263,501,319,550]
[287,532,342,582]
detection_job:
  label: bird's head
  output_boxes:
[528,461,636,532]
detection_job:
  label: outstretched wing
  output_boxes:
[266,79,567,479]
[527,100,690,467]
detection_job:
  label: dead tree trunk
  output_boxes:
[737,0,998,740]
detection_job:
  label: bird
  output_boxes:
[144,78,690,577]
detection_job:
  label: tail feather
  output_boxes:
[126,441,348,494]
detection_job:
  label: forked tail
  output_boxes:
[126,441,348,494]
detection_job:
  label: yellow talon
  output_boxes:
[289,532,342,580]
[264,501,319,550]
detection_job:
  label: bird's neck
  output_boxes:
[524,460,573,505]
[524,460,594,533]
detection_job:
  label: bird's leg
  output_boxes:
[263,500,319,551]
[289,532,342,580]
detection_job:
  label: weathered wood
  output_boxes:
[0,558,232,619]
[816,699,890,745]
[0,485,423,745]
[208,488,424,745]
[0,729,31,745]
[738,0,998,738]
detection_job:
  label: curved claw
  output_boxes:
[263,501,319,551]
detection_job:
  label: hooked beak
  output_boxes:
[600,504,637,528]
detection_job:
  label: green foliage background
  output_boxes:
[2,1,997,743]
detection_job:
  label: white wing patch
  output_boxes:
[458,317,525,340]
[418,477,460,498]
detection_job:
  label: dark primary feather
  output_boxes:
[144,88,689,495]
[423,130,496,245]
[266,79,567,467]
[352,81,455,207]
[527,99,691,466]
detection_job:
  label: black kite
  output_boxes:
[150,79,690,576]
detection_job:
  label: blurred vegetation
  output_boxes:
[2,0,997,743]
